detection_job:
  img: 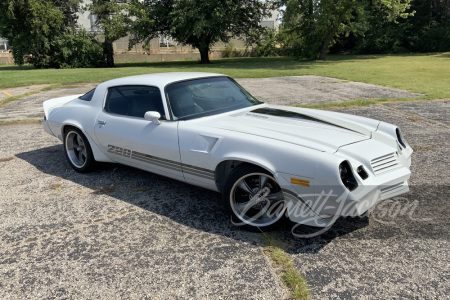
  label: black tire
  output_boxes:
[222,164,286,232]
[63,127,95,173]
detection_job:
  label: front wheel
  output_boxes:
[222,164,286,231]
[63,127,95,172]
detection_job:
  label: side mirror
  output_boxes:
[144,111,161,125]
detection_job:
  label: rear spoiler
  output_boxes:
[43,94,83,117]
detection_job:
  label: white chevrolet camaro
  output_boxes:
[42,72,413,231]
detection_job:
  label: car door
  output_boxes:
[94,85,184,181]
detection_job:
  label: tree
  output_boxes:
[87,0,130,67]
[0,0,104,68]
[56,0,84,28]
[245,27,284,57]
[0,0,67,66]
[283,0,414,60]
[52,28,106,68]
[354,0,450,53]
[127,0,173,51]
[408,0,450,52]
[129,0,274,64]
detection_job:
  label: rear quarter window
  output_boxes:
[79,89,95,101]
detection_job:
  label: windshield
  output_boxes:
[165,76,262,120]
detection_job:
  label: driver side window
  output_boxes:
[104,85,165,119]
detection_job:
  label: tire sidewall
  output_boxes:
[63,127,95,173]
[222,164,286,232]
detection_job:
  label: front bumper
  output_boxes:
[278,166,411,227]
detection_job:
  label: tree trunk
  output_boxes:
[104,38,115,68]
[307,0,314,35]
[318,25,339,60]
[198,46,210,64]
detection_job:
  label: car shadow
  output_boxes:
[281,217,369,254]
[16,144,369,253]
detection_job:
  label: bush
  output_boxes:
[28,29,105,69]
[413,22,450,52]
[51,29,105,68]
[221,43,235,58]
[245,28,287,57]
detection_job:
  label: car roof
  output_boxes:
[99,72,226,88]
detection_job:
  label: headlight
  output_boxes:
[357,165,368,180]
[396,128,407,149]
[339,161,358,191]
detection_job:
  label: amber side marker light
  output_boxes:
[291,178,310,187]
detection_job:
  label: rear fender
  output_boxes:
[43,94,83,117]
[62,122,113,163]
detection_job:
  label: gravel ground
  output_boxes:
[0,123,287,299]
[0,85,51,101]
[0,76,421,121]
[0,84,97,120]
[0,77,448,299]
[237,76,422,105]
[288,101,450,299]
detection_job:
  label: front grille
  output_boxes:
[371,153,399,175]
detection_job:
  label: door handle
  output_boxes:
[97,120,106,125]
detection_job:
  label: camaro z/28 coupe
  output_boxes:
[42,72,413,231]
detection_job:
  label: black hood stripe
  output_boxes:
[250,108,358,133]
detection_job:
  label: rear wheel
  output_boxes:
[63,127,95,172]
[222,164,286,231]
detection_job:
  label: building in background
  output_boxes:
[260,9,280,31]
[76,2,280,56]
[0,37,10,51]
[0,3,280,64]
[0,36,12,64]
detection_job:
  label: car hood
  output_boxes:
[198,104,380,153]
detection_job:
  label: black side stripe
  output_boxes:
[108,144,215,181]
[183,169,215,180]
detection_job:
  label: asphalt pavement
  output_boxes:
[0,78,448,299]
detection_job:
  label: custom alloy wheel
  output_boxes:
[64,128,95,172]
[223,165,286,231]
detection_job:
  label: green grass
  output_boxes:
[0,53,449,99]
[92,185,117,194]
[0,156,15,162]
[294,96,447,109]
[0,118,42,124]
[263,232,310,300]
[0,84,61,107]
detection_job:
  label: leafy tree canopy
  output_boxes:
[129,0,275,63]
[87,0,130,67]
[353,0,450,54]
[0,0,104,68]
[282,0,414,59]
